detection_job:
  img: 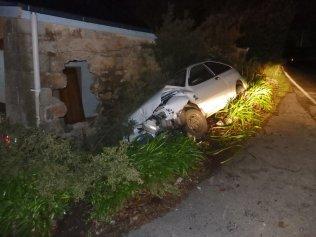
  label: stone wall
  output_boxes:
[2,16,157,134]
[2,17,36,126]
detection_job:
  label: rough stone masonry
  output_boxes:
[0,15,156,134]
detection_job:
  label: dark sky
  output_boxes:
[4,0,316,37]
[6,0,313,28]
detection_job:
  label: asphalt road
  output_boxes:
[127,65,316,237]
[284,63,316,119]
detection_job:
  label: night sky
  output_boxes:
[5,0,314,30]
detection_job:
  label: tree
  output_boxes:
[237,0,295,61]
[154,6,207,75]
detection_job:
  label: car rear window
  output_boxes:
[205,62,231,75]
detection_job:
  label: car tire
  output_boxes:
[236,81,246,95]
[184,109,208,139]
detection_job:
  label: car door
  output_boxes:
[187,63,228,116]
[205,61,237,100]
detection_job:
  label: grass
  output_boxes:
[0,175,70,236]
[208,64,291,153]
[129,134,203,196]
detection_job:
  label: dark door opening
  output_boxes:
[60,67,85,124]
[0,38,5,115]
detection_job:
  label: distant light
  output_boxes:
[290,58,294,62]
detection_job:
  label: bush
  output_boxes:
[89,133,203,220]
[0,175,70,236]
[0,123,91,235]
[154,7,207,75]
[0,117,203,230]
[89,143,143,220]
[129,134,203,196]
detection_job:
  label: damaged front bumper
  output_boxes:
[129,86,195,141]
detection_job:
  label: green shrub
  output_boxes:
[129,133,203,197]
[0,175,69,236]
[0,123,91,235]
[89,133,203,220]
[89,143,143,220]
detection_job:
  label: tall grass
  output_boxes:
[129,134,203,196]
[209,64,290,149]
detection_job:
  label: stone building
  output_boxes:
[0,2,156,134]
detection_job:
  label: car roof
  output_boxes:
[187,60,232,70]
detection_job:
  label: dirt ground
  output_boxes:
[127,88,316,236]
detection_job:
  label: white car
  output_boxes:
[129,60,247,140]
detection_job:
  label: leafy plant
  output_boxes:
[89,143,143,220]
[0,175,70,236]
[129,133,203,197]
[89,133,203,220]
[209,64,290,151]
[0,123,91,236]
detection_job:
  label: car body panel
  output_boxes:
[187,63,229,116]
[128,60,247,140]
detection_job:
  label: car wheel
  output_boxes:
[184,109,208,139]
[236,81,246,95]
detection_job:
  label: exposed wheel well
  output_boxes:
[236,80,246,95]
[236,80,244,87]
[183,102,200,112]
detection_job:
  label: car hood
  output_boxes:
[129,85,193,125]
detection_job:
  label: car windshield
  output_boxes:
[167,69,186,87]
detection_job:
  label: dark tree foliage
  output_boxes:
[237,0,295,60]
[153,6,208,75]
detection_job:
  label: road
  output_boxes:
[127,65,316,237]
[284,63,316,119]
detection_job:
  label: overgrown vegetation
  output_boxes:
[0,1,294,235]
[209,64,290,152]
[0,64,289,235]
[0,124,202,235]
[90,134,202,220]
[0,124,85,235]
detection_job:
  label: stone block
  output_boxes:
[41,72,67,89]
[50,56,67,73]
[46,97,67,120]
[39,87,53,106]
[310,105,316,117]
[41,94,67,122]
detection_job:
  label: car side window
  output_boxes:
[205,62,231,76]
[188,64,213,86]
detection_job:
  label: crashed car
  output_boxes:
[129,60,247,141]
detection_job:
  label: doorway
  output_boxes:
[60,67,85,124]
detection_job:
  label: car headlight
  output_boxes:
[142,119,159,134]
